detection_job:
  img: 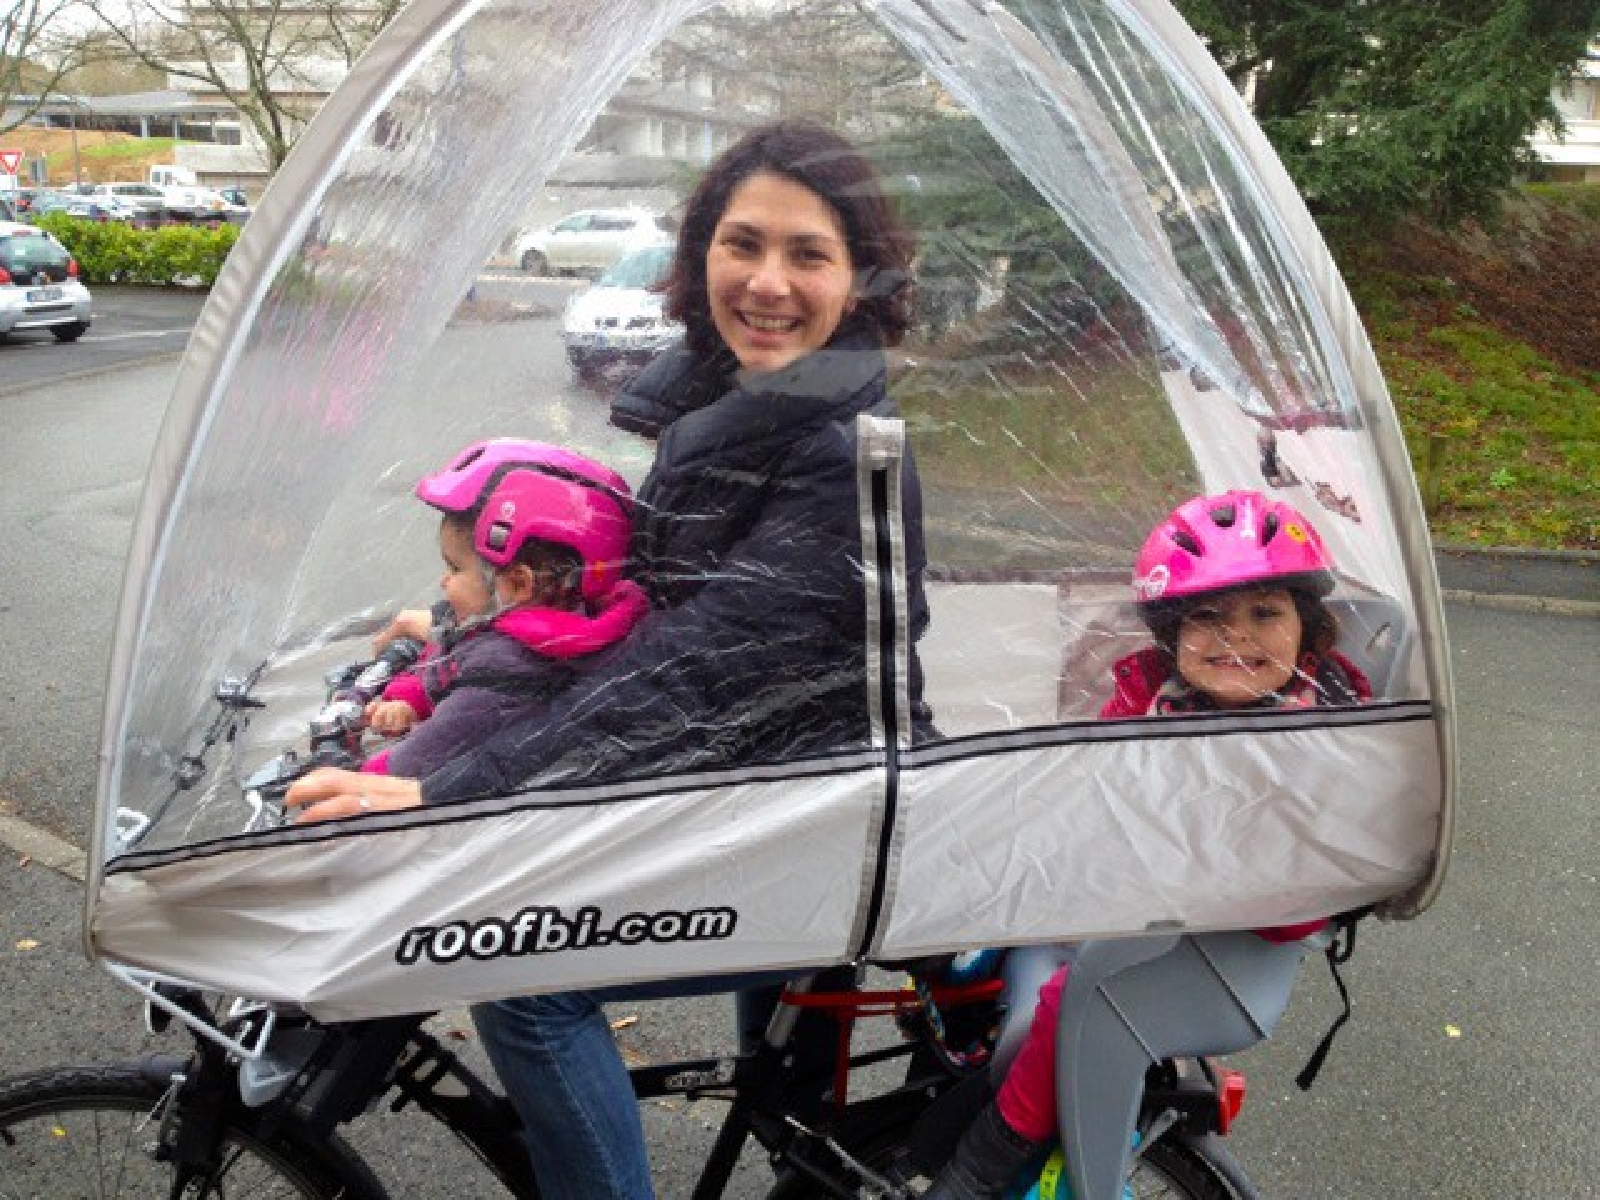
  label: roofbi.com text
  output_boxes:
[396,904,739,966]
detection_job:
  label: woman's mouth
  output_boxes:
[739,311,800,335]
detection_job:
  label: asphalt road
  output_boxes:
[0,286,200,393]
[0,293,1596,1197]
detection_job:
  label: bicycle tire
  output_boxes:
[766,1123,1239,1200]
[0,1061,390,1200]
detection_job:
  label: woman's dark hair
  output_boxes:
[1143,585,1339,667]
[664,120,916,363]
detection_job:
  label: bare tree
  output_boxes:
[673,0,928,134]
[2,0,88,137]
[84,0,405,170]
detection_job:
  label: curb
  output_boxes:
[0,349,185,400]
[1435,543,1600,565]
[1440,589,1600,619]
[0,811,87,882]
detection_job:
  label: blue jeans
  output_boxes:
[471,971,810,1200]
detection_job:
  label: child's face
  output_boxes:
[438,520,495,622]
[1174,587,1302,708]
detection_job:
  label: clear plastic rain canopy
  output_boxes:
[89,0,1454,1021]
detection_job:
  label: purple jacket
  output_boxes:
[365,582,648,779]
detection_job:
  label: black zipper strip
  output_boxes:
[854,464,901,958]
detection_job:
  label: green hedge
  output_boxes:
[34,214,239,287]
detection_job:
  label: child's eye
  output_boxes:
[1252,604,1286,621]
[1187,607,1221,624]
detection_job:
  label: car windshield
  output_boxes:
[0,233,69,272]
[598,243,673,289]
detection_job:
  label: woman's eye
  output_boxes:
[1253,605,1285,622]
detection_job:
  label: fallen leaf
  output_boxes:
[17,855,31,868]
[609,1014,639,1031]
[15,939,39,951]
[1444,1024,1462,1038]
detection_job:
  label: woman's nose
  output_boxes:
[747,253,790,297]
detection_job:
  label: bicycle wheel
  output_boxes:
[767,1126,1238,1199]
[0,1062,389,1199]
[1131,1137,1239,1200]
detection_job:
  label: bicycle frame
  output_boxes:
[107,964,1006,1200]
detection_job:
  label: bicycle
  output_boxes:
[5,649,1277,1199]
[0,957,1255,1199]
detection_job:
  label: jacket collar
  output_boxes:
[612,330,885,448]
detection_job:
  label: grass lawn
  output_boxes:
[1341,188,1600,551]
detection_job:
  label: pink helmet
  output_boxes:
[415,439,633,600]
[1132,490,1335,608]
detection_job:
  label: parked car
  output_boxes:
[511,208,674,277]
[0,222,93,342]
[64,195,139,223]
[91,182,168,217]
[19,190,79,222]
[561,241,681,379]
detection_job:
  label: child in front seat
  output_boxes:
[359,438,648,779]
[925,490,1369,1199]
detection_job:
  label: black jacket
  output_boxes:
[423,332,931,804]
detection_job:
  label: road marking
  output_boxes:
[0,810,86,882]
[82,329,192,342]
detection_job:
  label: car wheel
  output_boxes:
[52,321,89,343]
[521,248,550,275]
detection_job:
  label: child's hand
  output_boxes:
[374,608,433,653]
[365,699,419,735]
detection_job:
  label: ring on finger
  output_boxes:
[358,792,372,813]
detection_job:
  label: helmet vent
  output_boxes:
[1171,529,1203,556]
[1261,512,1281,544]
[1209,503,1236,527]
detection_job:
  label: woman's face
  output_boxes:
[705,171,856,373]
[1174,587,1303,708]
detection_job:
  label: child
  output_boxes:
[360,438,649,779]
[925,489,1370,1199]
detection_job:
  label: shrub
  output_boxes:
[34,214,239,287]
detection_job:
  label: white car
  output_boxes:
[91,182,167,215]
[0,222,93,342]
[561,242,681,380]
[512,208,674,277]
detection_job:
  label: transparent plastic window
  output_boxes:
[99,0,1432,872]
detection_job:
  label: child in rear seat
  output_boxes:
[924,490,1369,1199]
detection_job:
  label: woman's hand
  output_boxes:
[285,768,423,824]
[374,608,433,653]
[365,699,419,736]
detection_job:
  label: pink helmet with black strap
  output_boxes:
[1132,489,1335,610]
[415,439,633,601]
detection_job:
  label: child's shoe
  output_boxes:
[922,1102,1047,1200]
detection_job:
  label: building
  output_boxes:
[1530,47,1600,183]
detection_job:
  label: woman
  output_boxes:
[289,120,929,1198]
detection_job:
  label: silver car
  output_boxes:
[561,242,681,380]
[0,222,93,342]
[513,208,674,277]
